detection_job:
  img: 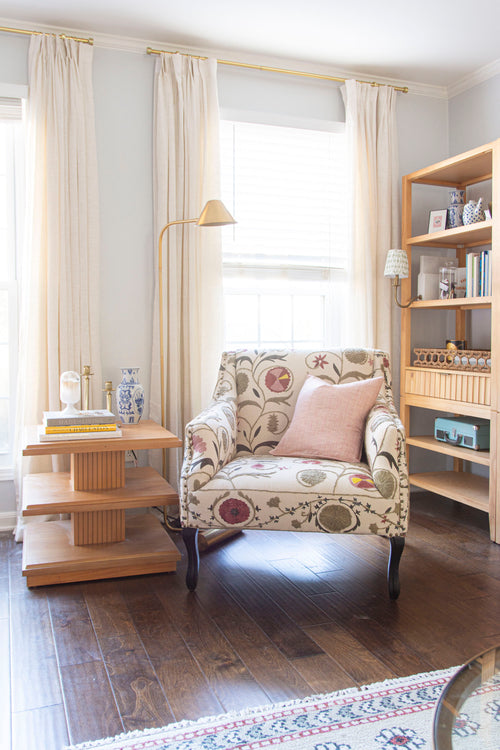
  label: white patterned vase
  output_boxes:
[446,189,465,229]
[116,367,145,424]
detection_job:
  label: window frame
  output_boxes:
[219,111,348,351]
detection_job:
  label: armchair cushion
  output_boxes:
[184,454,405,535]
[270,374,383,462]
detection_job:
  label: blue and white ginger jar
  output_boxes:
[446,189,465,229]
[116,367,145,424]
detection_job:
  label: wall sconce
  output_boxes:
[384,248,421,308]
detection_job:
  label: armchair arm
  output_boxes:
[364,402,409,525]
[180,398,237,499]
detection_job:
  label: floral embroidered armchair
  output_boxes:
[179,349,409,599]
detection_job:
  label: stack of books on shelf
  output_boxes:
[466,250,491,297]
[38,409,122,442]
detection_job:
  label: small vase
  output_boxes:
[116,368,145,424]
[446,189,465,229]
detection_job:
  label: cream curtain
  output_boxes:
[15,35,102,539]
[341,80,399,353]
[150,53,223,488]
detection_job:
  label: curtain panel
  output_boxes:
[15,35,102,539]
[150,53,223,489]
[341,80,399,354]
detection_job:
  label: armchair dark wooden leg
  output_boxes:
[388,536,405,600]
[182,528,200,591]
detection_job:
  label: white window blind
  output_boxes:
[220,119,348,350]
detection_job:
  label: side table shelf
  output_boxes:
[21,420,182,587]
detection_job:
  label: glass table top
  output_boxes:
[433,645,500,749]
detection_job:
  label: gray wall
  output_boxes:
[0,27,481,521]
[449,73,500,154]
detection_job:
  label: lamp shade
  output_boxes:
[197,199,236,227]
[384,248,409,279]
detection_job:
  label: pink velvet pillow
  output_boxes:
[270,374,383,462]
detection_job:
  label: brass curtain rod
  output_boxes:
[0,24,93,44]
[147,46,409,93]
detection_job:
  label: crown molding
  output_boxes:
[0,15,446,98]
[447,58,500,99]
[1,15,496,100]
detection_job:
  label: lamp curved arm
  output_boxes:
[390,276,421,308]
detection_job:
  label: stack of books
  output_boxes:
[466,250,491,297]
[39,409,122,442]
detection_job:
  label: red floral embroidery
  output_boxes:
[313,354,328,369]
[265,367,291,393]
[219,497,251,524]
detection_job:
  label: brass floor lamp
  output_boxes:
[158,199,239,549]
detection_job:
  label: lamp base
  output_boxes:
[197,528,242,551]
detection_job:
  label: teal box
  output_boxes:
[434,416,490,451]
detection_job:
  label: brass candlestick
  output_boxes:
[81,365,93,411]
[103,380,115,413]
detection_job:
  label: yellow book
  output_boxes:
[44,423,118,434]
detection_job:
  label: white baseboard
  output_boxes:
[0,511,16,532]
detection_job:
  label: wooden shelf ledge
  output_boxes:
[23,419,182,456]
[407,435,490,467]
[22,513,181,587]
[22,466,178,515]
[407,220,492,248]
[410,471,489,513]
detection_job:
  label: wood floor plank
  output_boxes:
[305,622,395,685]
[7,538,25,596]
[98,632,175,731]
[83,580,138,638]
[311,592,434,677]
[205,549,326,658]
[59,661,123,746]
[48,585,101,666]
[220,535,334,628]
[12,705,68,750]
[290,653,357,694]
[0,570,9,619]
[119,585,224,721]
[0,617,11,750]
[155,576,272,713]
[191,563,314,702]
[10,588,62,712]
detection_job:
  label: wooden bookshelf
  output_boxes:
[400,139,499,542]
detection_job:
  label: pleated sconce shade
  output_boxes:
[384,248,410,278]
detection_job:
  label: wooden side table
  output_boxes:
[21,420,182,587]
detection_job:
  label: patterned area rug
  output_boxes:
[65,667,465,750]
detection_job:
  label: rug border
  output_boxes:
[63,665,461,750]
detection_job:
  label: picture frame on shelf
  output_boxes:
[428,209,447,233]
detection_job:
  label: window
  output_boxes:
[0,97,24,473]
[220,118,348,350]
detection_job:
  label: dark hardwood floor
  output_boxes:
[2,491,500,750]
